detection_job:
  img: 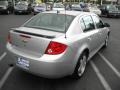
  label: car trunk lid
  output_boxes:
[9,27,64,57]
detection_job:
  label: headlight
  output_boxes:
[24,7,28,10]
[3,6,7,9]
[14,6,18,10]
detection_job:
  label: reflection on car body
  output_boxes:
[7,11,110,79]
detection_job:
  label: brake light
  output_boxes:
[45,41,67,55]
[7,33,12,44]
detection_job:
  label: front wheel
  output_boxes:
[103,34,109,48]
[72,52,87,79]
[6,10,10,14]
[106,13,110,18]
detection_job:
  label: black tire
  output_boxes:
[6,10,10,15]
[33,12,36,15]
[72,52,87,79]
[26,11,31,15]
[106,13,110,18]
[103,34,109,48]
[14,12,18,15]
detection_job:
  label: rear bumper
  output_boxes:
[33,11,39,15]
[6,43,75,78]
[14,10,30,14]
[33,10,44,14]
[109,13,120,17]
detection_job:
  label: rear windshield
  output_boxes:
[0,1,8,5]
[116,5,120,10]
[23,13,75,33]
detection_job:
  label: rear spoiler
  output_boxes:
[11,28,55,39]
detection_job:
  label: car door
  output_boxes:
[80,15,100,55]
[91,15,108,46]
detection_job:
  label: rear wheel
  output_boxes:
[72,52,87,79]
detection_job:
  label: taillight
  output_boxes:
[45,41,67,55]
[7,33,12,44]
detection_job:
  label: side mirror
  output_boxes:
[104,23,110,27]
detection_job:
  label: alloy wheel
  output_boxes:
[78,55,87,77]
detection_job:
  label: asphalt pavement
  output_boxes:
[0,14,120,90]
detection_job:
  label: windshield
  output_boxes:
[0,1,8,5]
[17,1,28,5]
[72,4,80,8]
[16,3,27,7]
[54,3,64,8]
[35,4,45,8]
[71,4,82,11]
[107,5,117,10]
[23,13,75,33]
[116,5,120,10]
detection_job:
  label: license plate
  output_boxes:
[16,57,29,70]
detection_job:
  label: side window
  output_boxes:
[80,19,86,31]
[92,15,104,29]
[82,16,95,32]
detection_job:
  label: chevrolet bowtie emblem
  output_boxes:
[21,37,30,43]
[22,39,28,43]
[20,34,31,43]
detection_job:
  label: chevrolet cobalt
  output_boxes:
[7,11,110,78]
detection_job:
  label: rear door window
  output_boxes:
[92,15,104,29]
[80,15,95,32]
[80,19,86,31]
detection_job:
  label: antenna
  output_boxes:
[64,2,67,39]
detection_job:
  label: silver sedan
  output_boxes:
[6,11,110,78]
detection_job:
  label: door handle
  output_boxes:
[88,37,91,41]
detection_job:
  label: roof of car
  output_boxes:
[43,10,95,16]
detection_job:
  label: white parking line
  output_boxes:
[98,53,120,78]
[90,61,112,90]
[0,52,7,62]
[0,67,14,89]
